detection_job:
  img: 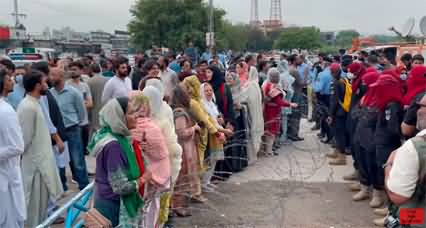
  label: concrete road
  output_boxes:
[53,120,379,228]
[174,119,378,228]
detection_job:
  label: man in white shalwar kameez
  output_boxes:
[0,70,26,228]
[17,70,63,227]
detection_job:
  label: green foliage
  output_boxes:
[273,27,322,50]
[216,22,249,51]
[335,30,360,48]
[318,45,339,55]
[129,0,226,51]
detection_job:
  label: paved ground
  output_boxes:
[53,119,378,228]
[173,119,378,228]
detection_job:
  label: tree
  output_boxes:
[335,30,360,48]
[129,0,226,51]
[215,22,249,51]
[273,27,322,50]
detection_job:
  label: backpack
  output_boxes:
[339,78,352,112]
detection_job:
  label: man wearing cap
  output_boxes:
[326,63,349,165]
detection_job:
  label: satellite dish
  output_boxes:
[420,16,426,36]
[401,17,415,37]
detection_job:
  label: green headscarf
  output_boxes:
[87,98,143,218]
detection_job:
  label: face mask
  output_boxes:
[346,72,355,80]
[400,73,408,81]
[15,74,23,84]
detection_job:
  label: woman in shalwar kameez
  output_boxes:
[88,97,145,227]
[129,91,171,228]
[170,84,200,217]
[240,67,264,165]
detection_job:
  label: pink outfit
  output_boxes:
[173,109,200,195]
[131,117,171,187]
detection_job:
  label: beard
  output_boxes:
[118,72,128,77]
[40,88,47,96]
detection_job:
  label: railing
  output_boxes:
[35,182,94,228]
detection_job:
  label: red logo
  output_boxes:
[400,208,425,225]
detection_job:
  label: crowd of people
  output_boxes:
[308,51,426,227]
[0,47,425,228]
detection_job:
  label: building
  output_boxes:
[90,31,112,45]
[52,27,90,42]
[111,30,130,56]
[321,31,337,46]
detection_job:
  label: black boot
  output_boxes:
[320,137,332,144]
[289,135,304,141]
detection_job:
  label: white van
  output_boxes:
[7,47,56,67]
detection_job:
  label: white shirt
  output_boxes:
[387,129,424,198]
[0,98,26,221]
[101,76,132,104]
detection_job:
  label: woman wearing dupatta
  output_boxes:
[200,82,233,187]
[129,91,171,228]
[170,84,200,217]
[141,86,179,227]
[88,97,144,227]
[182,76,225,202]
[236,62,248,88]
[240,67,264,165]
[206,65,248,176]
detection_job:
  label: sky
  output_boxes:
[1,0,426,35]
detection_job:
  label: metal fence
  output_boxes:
[35,182,94,228]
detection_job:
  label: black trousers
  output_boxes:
[355,144,373,187]
[347,114,359,170]
[355,144,394,189]
[332,115,347,151]
[301,87,308,117]
[317,94,331,138]
[374,144,399,190]
[288,93,303,138]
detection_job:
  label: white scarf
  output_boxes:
[200,83,220,119]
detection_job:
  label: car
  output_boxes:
[7,47,56,67]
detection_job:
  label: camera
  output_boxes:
[384,215,402,228]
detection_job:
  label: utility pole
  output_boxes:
[207,0,215,54]
[11,0,26,27]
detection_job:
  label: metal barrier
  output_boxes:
[35,182,94,228]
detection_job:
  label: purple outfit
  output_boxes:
[95,141,129,202]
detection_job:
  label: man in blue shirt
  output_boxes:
[49,67,89,190]
[296,55,310,117]
[184,42,199,65]
[201,50,212,62]
[314,59,333,143]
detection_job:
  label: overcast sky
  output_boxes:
[1,0,426,35]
